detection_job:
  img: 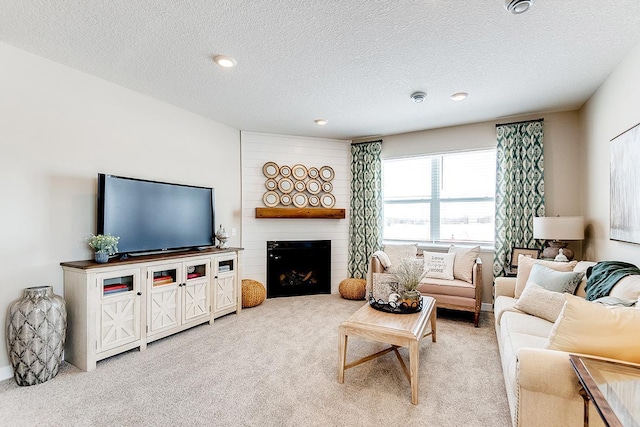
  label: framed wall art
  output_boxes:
[610,122,640,244]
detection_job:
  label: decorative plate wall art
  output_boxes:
[261,162,336,208]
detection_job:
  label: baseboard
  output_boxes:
[0,364,13,381]
[481,302,493,312]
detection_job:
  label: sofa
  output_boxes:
[494,258,640,427]
[368,243,483,326]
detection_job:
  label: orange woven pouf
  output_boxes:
[339,278,366,300]
[242,279,266,308]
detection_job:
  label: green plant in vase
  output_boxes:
[87,233,119,263]
[393,258,426,306]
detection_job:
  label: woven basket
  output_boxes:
[242,279,266,308]
[339,278,366,300]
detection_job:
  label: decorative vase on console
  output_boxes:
[6,286,67,386]
[216,225,230,249]
[87,233,119,263]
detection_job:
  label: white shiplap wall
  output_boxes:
[241,132,351,293]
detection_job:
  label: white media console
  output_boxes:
[61,247,242,371]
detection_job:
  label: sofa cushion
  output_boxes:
[527,264,584,294]
[417,278,475,298]
[514,284,566,323]
[609,274,640,302]
[545,294,640,364]
[423,251,455,280]
[448,245,479,283]
[515,256,577,298]
[573,261,596,297]
[494,295,522,326]
[382,243,418,271]
[500,310,555,339]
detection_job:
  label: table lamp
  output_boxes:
[533,216,584,261]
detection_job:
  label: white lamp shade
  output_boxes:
[533,216,584,241]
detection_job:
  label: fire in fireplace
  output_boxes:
[266,240,331,298]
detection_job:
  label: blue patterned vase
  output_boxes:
[5,286,67,386]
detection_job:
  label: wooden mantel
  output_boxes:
[255,207,346,219]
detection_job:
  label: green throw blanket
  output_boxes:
[585,261,640,301]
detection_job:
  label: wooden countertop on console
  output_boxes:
[61,247,243,270]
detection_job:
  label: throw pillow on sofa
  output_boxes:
[545,294,640,364]
[515,256,577,298]
[448,245,480,283]
[423,251,455,280]
[514,283,567,323]
[527,264,584,294]
[382,243,418,271]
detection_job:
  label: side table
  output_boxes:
[569,354,640,427]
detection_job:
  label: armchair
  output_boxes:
[370,247,483,327]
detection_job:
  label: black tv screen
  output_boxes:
[98,174,214,254]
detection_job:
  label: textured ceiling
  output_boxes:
[2,1,640,140]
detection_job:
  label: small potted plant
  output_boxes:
[87,233,119,263]
[393,259,426,307]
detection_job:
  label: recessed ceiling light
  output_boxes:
[213,55,237,68]
[505,0,534,14]
[314,119,328,126]
[411,92,427,103]
[450,92,468,101]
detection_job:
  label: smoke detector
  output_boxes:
[411,91,427,103]
[505,0,534,14]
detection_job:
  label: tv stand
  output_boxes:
[60,247,242,371]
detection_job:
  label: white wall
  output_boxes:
[377,111,584,306]
[240,132,351,293]
[581,40,640,262]
[0,42,242,378]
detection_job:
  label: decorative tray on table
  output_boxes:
[368,295,423,314]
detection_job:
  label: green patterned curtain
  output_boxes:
[494,119,545,278]
[348,140,383,278]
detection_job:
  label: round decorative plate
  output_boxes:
[278,177,294,193]
[265,178,278,191]
[308,167,319,179]
[308,195,320,207]
[294,180,306,192]
[321,181,333,193]
[320,193,336,208]
[263,162,279,178]
[292,192,308,208]
[263,191,279,207]
[292,164,308,180]
[280,165,292,178]
[280,193,292,206]
[306,179,321,194]
[319,166,335,181]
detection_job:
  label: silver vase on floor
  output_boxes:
[6,286,67,386]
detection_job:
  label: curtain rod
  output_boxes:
[495,118,544,127]
[351,139,382,146]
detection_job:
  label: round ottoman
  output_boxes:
[339,278,366,300]
[242,279,266,308]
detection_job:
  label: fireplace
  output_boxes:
[266,240,331,298]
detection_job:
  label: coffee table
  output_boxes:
[338,296,436,405]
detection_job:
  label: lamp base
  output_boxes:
[541,241,574,261]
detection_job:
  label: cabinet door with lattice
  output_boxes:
[182,259,210,324]
[213,254,237,315]
[147,262,182,337]
[96,268,141,353]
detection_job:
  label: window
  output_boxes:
[383,149,496,244]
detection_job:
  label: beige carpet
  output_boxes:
[0,294,510,426]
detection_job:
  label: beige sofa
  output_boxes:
[494,260,640,427]
[369,244,483,326]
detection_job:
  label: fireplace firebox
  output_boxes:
[266,240,331,298]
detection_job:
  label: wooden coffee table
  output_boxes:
[338,296,437,405]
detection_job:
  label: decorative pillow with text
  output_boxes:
[423,251,455,280]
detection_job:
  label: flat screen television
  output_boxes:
[98,174,215,255]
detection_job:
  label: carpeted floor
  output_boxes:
[0,294,510,426]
